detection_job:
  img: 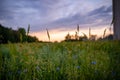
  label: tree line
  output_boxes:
[64,32,113,42]
[0,24,39,43]
[64,25,113,42]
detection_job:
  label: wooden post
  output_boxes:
[113,0,120,40]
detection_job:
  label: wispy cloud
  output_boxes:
[0,0,112,31]
[48,5,112,29]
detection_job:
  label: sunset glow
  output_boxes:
[29,25,113,42]
[0,0,112,42]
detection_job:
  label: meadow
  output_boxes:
[0,41,120,80]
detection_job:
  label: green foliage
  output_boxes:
[0,24,39,43]
[0,24,20,43]
[0,41,120,80]
[18,28,26,42]
[27,36,39,42]
[98,34,113,41]
[18,28,26,36]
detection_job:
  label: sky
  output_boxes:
[0,0,112,42]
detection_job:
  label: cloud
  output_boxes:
[48,5,112,29]
[88,5,112,16]
[0,0,112,31]
[87,5,112,26]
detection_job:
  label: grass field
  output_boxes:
[0,41,120,80]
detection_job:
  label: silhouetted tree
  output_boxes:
[65,33,71,41]
[0,24,39,43]
[18,28,26,42]
[27,36,39,42]
[98,34,113,41]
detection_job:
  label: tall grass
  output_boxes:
[26,24,30,42]
[0,41,120,80]
[103,28,107,38]
[46,28,50,42]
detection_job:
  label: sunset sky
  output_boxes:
[0,0,112,41]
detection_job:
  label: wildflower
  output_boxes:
[8,71,13,75]
[94,70,98,74]
[111,71,116,76]
[36,66,40,70]
[72,55,77,59]
[56,67,60,71]
[76,66,80,69]
[17,70,21,74]
[103,70,106,73]
[91,61,96,65]
[23,69,28,73]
